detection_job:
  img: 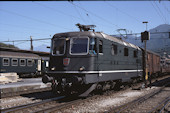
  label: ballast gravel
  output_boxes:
[62,87,158,113]
[0,91,56,109]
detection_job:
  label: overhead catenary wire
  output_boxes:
[34,2,82,21]
[69,2,122,29]
[1,31,169,43]
[153,1,168,24]
[127,38,170,40]
[150,1,167,24]
[104,1,141,23]
[0,38,51,43]
[114,31,170,36]
[0,23,58,33]
[162,2,170,14]
[161,2,170,25]
[38,40,51,44]
[0,29,53,36]
[34,2,95,30]
[86,13,102,31]
[70,2,87,24]
[0,8,72,31]
[77,2,102,32]
[15,41,29,46]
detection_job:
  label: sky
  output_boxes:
[0,1,170,50]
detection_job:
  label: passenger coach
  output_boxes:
[0,47,49,77]
[0,50,41,77]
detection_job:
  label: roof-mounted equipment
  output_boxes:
[76,23,96,32]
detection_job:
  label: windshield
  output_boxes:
[70,37,89,55]
[52,39,66,55]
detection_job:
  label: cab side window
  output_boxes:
[99,40,103,54]
[111,44,117,55]
[134,50,137,58]
[124,48,128,56]
[89,38,97,54]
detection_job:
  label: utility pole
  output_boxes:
[142,21,149,88]
[143,21,148,31]
[144,37,147,87]
[30,36,33,51]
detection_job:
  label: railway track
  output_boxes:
[1,74,168,99]
[107,81,170,113]
[149,97,170,113]
[1,75,170,113]
[159,99,170,113]
[1,96,65,113]
[1,95,99,113]
[0,87,51,99]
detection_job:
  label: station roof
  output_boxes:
[0,51,41,59]
[0,47,50,57]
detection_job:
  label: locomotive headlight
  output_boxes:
[65,37,70,41]
[79,66,85,71]
[51,67,56,71]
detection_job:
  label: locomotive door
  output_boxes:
[97,39,104,71]
[38,60,41,71]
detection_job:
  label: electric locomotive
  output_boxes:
[42,24,143,96]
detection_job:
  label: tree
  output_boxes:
[0,42,19,49]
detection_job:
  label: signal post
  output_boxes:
[141,21,150,88]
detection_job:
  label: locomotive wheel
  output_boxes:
[113,80,122,90]
[72,84,97,97]
[52,83,96,97]
[110,81,116,90]
[51,83,58,94]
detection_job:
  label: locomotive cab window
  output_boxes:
[124,48,128,56]
[89,38,97,54]
[134,50,137,58]
[70,37,89,55]
[12,59,18,66]
[111,44,117,55]
[99,40,103,54]
[3,58,9,66]
[20,59,26,66]
[27,59,33,66]
[52,39,66,56]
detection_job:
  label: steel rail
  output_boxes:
[149,97,170,113]
[159,99,170,113]
[0,87,51,98]
[1,96,65,113]
[35,75,170,113]
[1,75,170,113]
[35,98,83,113]
[107,82,170,113]
[35,95,98,113]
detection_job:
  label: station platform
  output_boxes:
[0,78,51,98]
